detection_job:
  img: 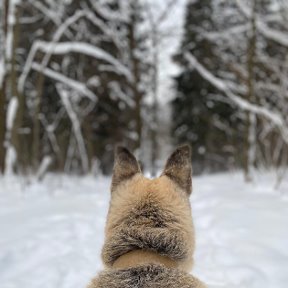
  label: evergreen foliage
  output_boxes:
[172,0,242,173]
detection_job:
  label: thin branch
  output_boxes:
[31,63,97,102]
[19,41,132,93]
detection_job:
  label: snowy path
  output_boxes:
[0,173,287,288]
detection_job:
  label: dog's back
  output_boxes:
[88,146,206,288]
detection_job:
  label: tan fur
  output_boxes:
[112,250,178,269]
[103,174,194,270]
[88,146,206,288]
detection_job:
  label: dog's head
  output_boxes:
[111,145,192,194]
[103,145,195,270]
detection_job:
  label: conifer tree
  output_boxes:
[172,0,240,173]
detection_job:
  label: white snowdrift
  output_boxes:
[0,173,287,288]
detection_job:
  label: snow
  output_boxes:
[185,53,288,143]
[29,1,62,27]
[257,21,288,47]
[4,147,17,176]
[57,86,89,174]
[235,0,288,47]
[31,63,97,102]
[36,156,52,181]
[6,0,21,61]
[18,41,132,94]
[6,97,18,131]
[109,81,135,108]
[5,97,19,176]
[0,172,288,288]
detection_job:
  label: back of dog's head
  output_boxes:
[101,145,195,271]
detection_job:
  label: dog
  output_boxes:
[88,145,206,287]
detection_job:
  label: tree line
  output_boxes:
[0,0,287,183]
[0,0,171,176]
[173,0,288,183]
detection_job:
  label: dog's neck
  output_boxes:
[112,250,178,269]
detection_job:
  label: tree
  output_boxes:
[144,0,184,176]
[179,0,288,180]
[0,0,9,173]
[0,0,151,175]
[0,0,24,174]
[172,0,241,174]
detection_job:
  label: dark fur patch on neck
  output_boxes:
[92,264,205,288]
[102,227,187,266]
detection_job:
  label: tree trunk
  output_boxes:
[244,0,257,182]
[128,1,143,155]
[150,26,159,177]
[10,3,24,173]
[0,85,6,173]
[32,72,45,171]
[0,0,9,173]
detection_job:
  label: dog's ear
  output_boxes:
[162,145,192,195]
[111,146,141,191]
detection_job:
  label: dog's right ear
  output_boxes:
[162,145,192,195]
[111,146,141,191]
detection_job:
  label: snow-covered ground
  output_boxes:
[0,172,288,288]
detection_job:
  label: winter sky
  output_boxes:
[145,0,187,103]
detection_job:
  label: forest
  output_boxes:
[0,0,288,184]
[1,1,288,288]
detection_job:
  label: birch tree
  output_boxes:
[0,0,23,174]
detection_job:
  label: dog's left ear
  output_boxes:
[162,145,192,195]
[111,146,141,191]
